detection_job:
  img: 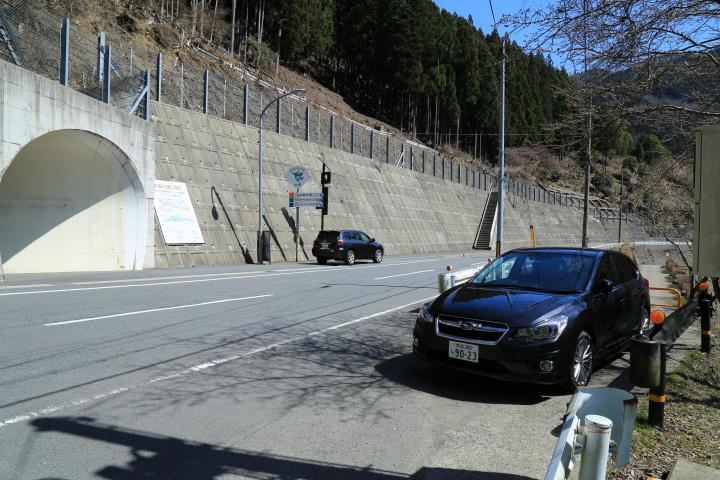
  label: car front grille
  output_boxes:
[436,316,508,345]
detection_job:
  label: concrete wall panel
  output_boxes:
[0,87,603,270]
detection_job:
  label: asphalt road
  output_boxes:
[0,252,640,480]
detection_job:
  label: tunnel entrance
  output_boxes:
[0,130,146,273]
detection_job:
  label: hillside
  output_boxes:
[32,0,694,248]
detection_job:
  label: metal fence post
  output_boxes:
[276,98,281,134]
[98,32,105,83]
[351,124,355,155]
[60,19,69,86]
[203,69,209,114]
[102,45,111,104]
[305,106,310,141]
[180,63,184,109]
[330,116,335,148]
[144,69,151,120]
[370,131,374,160]
[243,84,249,124]
[156,52,162,102]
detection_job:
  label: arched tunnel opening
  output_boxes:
[0,129,147,273]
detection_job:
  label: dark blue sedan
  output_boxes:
[412,247,652,390]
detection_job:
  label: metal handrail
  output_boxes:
[649,286,682,308]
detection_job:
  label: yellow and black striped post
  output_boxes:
[698,283,713,354]
[648,341,668,429]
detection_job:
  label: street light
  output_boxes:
[257,88,305,264]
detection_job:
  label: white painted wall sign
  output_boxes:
[154,180,205,245]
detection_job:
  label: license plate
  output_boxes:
[448,341,479,363]
[321,243,329,248]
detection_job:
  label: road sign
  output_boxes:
[289,198,324,208]
[295,192,324,199]
[289,192,324,208]
[285,166,310,190]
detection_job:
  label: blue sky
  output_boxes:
[432,0,531,36]
[432,0,567,66]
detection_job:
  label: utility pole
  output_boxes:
[581,0,591,248]
[496,37,506,257]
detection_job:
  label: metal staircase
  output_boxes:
[473,191,498,249]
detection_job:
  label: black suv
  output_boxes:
[312,230,384,265]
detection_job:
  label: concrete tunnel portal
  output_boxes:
[0,129,148,274]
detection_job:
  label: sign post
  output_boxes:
[285,166,311,262]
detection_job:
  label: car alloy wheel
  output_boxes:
[373,249,383,263]
[345,250,356,265]
[570,331,593,388]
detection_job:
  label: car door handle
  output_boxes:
[619,296,627,305]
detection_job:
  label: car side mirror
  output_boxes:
[601,279,614,294]
[370,238,375,242]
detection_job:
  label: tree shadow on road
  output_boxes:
[30,416,536,480]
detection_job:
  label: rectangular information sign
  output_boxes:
[154,180,205,245]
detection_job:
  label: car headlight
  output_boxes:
[418,303,434,323]
[515,315,568,341]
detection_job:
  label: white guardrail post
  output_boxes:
[578,415,613,480]
[544,387,637,480]
[437,264,487,293]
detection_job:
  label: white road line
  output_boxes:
[44,294,273,326]
[0,258,447,297]
[374,270,435,280]
[1,295,436,429]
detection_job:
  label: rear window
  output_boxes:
[317,231,340,241]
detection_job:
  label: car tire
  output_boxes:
[564,331,594,391]
[317,258,328,265]
[344,250,356,266]
[373,249,383,263]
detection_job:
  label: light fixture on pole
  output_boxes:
[257,88,306,264]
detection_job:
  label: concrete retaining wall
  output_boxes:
[150,102,654,267]
[151,102,491,267]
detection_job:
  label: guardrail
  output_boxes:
[630,292,700,428]
[545,387,637,480]
[437,262,489,293]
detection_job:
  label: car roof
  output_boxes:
[505,247,606,257]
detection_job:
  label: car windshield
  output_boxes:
[470,251,595,293]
